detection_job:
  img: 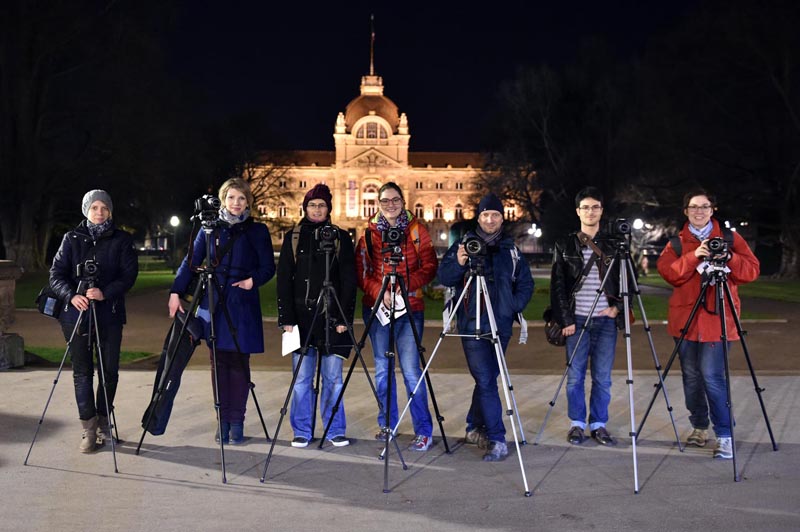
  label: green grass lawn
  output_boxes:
[25,346,154,365]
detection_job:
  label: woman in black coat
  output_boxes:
[276,184,356,447]
[49,190,139,453]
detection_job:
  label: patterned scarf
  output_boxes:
[87,219,113,240]
[219,207,250,225]
[376,209,410,232]
[688,220,713,242]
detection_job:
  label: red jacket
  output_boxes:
[657,219,760,342]
[356,212,438,313]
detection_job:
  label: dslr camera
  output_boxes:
[605,218,632,237]
[193,194,222,225]
[381,227,403,257]
[76,259,99,281]
[706,237,729,261]
[463,236,486,257]
[314,224,339,252]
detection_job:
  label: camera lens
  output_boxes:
[84,262,98,275]
[463,236,485,256]
[708,238,725,253]
[617,220,631,235]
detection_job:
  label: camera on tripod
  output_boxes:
[192,194,222,226]
[314,224,339,252]
[463,236,487,257]
[76,259,99,281]
[381,227,403,256]
[706,237,730,262]
[605,218,632,237]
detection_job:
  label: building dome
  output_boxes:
[344,94,400,132]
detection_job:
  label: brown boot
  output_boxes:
[96,415,111,445]
[79,416,98,453]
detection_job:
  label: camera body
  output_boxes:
[193,194,222,225]
[707,237,729,260]
[76,259,99,281]
[314,224,339,252]
[381,227,403,257]
[463,236,486,257]
[605,218,632,237]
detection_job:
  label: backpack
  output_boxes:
[669,226,734,257]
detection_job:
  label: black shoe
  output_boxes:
[291,436,309,448]
[591,427,616,446]
[567,426,585,445]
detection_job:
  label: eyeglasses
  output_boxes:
[578,205,602,212]
[379,197,403,206]
[687,205,713,212]
[306,202,327,209]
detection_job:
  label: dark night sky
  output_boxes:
[168,1,698,152]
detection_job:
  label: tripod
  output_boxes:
[414,255,532,496]
[534,236,681,494]
[320,249,450,493]
[637,258,777,482]
[260,237,360,477]
[137,223,270,484]
[25,281,119,471]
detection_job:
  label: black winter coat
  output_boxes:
[276,218,356,357]
[49,220,139,326]
[550,231,623,328]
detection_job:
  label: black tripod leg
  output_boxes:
[248,381,271,442]
[24,311,85,465]
[310,350,322,440]
[723,282,777,451]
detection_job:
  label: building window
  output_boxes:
[416,181,424,189]
[279,203,287,218]
[363,184,379,218]
[455,182,463,190]
[415,203,424,219]
[505,207,516,221]
[299,180,307,189]
[279,180,287,188]
[454,203,463,220]
[356,122,388,145]
[435,182,444,190]
[434,203,443,220]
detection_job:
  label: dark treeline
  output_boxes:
[483,0,800,277]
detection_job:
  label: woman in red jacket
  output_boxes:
[657,188,760,460]
[356,182,438,451]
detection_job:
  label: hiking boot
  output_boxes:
[328,435,350,447]
[229,422,245,445]
[96,415,112,445]
[482,441,509,462]
[79,416,98,453]
[714,437,733,459]
[465,428,489,449]
[408,435,432,452]
[686,428,708,447]
[291,436,309,448]
[567,426,585,445]
[214,421,231,444]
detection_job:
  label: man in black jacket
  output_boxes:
[550,187,622,447]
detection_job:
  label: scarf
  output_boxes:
[688,220,713,242]
[87,219,113,240]
[376,209,410,232]
[475,227,503,247]
[219,207,250,225]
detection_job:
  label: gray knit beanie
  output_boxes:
[81,190,113,217]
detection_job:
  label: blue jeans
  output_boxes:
[364,309,433,437]
[676,339,732,437]
[565,315,617,430]
[462,336,510,443]
[290,348,347,439]
[62,320,122,420]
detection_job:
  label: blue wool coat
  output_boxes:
[171,219,275,354]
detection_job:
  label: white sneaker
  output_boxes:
[714,437,733,459]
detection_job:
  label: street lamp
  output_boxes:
[169,216,180,273]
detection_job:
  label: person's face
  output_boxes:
[224,188,248,216]
[576,197,603,228]
[684,194,713,229]
[305,200,329,223]
[379,188,404,223]
[87,200,110,224]
[477,210,503,235]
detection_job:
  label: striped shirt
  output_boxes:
[574,246,609,317]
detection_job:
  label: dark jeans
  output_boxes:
[211,349,251,424]
[62,319,122,421]
[462,335,510,443]
[676,339,732,437]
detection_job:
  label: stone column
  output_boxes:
[0,261,24,370]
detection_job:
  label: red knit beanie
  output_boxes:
[303,184,333,212]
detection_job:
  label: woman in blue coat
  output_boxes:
[169,178,275,444]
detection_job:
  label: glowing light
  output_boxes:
[633,218,644,230]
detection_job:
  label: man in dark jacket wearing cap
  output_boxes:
[438,193,534,462]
